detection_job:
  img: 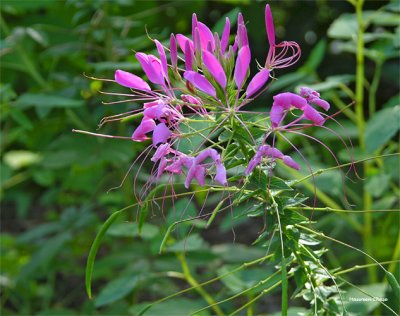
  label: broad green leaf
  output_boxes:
[94,274,142,307]
[217,266,247,293]
[14,93,84,108]
[302,39,326,71]
[386,271,400,303]
[365,106,400,153]
[365,174,391,198]
[167,234,207,252]
[135,298,209,316]
[328,14,358,39]
[343,283,387,314]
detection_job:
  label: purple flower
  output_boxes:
[135,53,165,85]
[264,4,301,69]
[234,45,251,88]
[246,145,300,174]
[183,71,217,97]
[132,117,156,141]
[153,123,172,146]
[170,34,178,70]
[220,17,231,54]
[245,69,270,98]
[202,49,227,89]
[114,70,151,92]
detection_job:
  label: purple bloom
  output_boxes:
[220,17,231,54]
[114,70,151,92]
[154,40,168,79]
[234,45,251,88]
[135,53,165,85]
[132,117,156,141]
[170,34,178,70]
[245,69,270,98]
[183,71,217,97]
[153,123,171,146]
[202,49,227,89]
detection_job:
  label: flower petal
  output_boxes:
[184,41,194,71]
[176,34,194,53]
[234,45,251,88]
[270,104,284,128]
[265,4,275,46]
[221,17,231,53]
[132,117,156,141]
[197,21,215,51]
[245,69,270,97]
[114,70,151,92]
[153,123,171,146]
[135,53,164,85]
[170,34,178,70]
[303,105,325,125]
[283,155,300,170]
[214,163,227,186]
[183,71,216,97]
[154,40,168,78]
[202,50,227,89]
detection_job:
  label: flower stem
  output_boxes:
[177,253,225,316]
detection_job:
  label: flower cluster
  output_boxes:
[105,4,329,189]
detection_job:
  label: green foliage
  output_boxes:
[1,1,399,316]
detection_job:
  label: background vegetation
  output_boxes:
[1,0,399,315]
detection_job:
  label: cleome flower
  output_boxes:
[79,3,331,194]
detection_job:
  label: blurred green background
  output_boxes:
[1,1,399,315]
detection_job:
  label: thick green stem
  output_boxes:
[177,253,225,316]
[353,0,377,283]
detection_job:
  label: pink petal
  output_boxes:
[194,165,206,186]
[195,148,220,164]
[197,21,215,51]
[310,98,330,111]
[114,70,151,92]
[214,163,227,185]
[154,40,168,78]
[183,71,216,97]
[265,4,275,46]
[132,117,156,141]
[221,17,231,53]
[238,24,248,48]
[135,53,164,85]
[303,105,325,125]
[176,34,194,53]
[245,69,270,97]
[184,41,194,71]
[202,50,227,89]
[234,45,251,88]
[273,92,307,110]
[263,145,284,159]
[270,104,285,128]
[283,155,300,170]
[192,13,198,40]
[170,34,178,69]
[181,94,202,105]
[245,156,261,175]
[153,123,171,146]
[151,143,171,162]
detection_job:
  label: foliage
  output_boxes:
[1,1,399,316]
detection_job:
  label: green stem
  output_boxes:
[388,232,400,274]
[177,253,224,316]
[271,196,288,316]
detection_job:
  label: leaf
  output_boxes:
[94,274,141,307]
[3,150,41,169]
[139,184,166,233]
[365,106,400,153]
[343,283,387,314]
[167,234,206,252]
[107,222,159,239]
[365,174,391,198]
[14,93,84,108]
[18,232,71,280]
[217,266,246,293]
[85,207,131,298]
[136,298,209,316]
[386,271,400,303]
[328,13,358,39]
[302,39,326,71]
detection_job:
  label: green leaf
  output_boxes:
[14,93,84,108]
[3,150,41,169]
[365,174,391,198]
[18,232,71,280]
[139,184,166,233]
[302,39,326,71]
[94,274,142,307]
[386,271,400,303]
[365,106,400,153]
[217,266,247,293]
[167,234,207,252]
[85,207,131,298]
[343,283,387,314]
[107,222,159,239]
[328,13,358,39]
[135,298,209,316]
